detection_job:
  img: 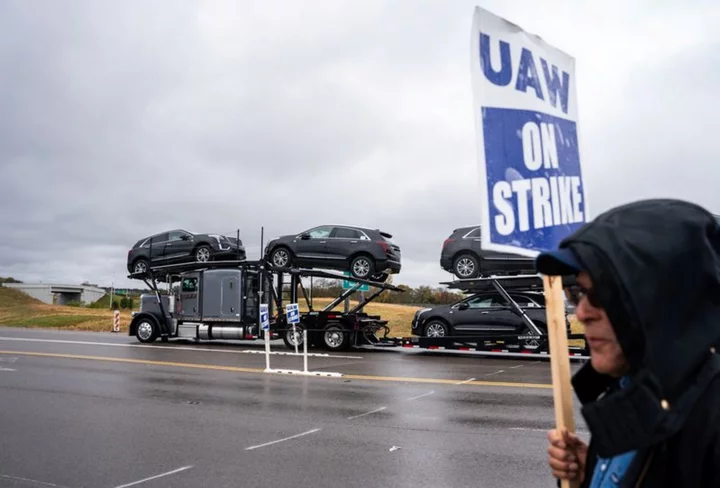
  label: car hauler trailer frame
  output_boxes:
[126,259,402,348]
[362,274,589,360]
[266,265,404,352]
[269,270,588,359]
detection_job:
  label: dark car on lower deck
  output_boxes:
[411,289,570,339]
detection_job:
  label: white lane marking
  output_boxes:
[245,428,321,451]
[407,391,435,401]
[0,337,361,360]
[455,377,476,385]
[0,367,16,371]
[241,349,362,359]
[485,370,505,377]
[509,360,541,369]
[113,465,193,488]
[0,473,71,487]
[348,406,387,420]
[0,356,18,363]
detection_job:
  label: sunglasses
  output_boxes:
[564,284,602,308]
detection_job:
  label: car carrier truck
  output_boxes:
[128,259,588,359]
[127,260,404,350]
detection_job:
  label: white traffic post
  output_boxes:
[293,323,299,355]
[264,327,271,372]
[112,310,120,333]
[260,303,272,372]
[303,328,309,373]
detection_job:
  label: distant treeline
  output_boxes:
[0,277,23,284]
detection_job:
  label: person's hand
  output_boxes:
[547,428,588,483]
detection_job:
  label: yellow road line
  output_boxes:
[0,350,552,389]
[0,350,263,374]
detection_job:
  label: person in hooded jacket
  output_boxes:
[534,198,720,487]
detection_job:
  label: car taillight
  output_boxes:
[378,241,391,254]
[443,238,454,248]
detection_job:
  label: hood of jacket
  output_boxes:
[558,199,720,456]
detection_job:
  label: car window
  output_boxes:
[509,293,545,306]
[465,227,481,238]
[465,294,504,308]
[306,226,332,238]
[133,238,149,248]
[168,231,189,242]
[151,233,170,244]
[332,227,362,239]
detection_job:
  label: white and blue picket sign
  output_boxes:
[470,6,589,256]
[260,304,270,331]
[285,303,300,325]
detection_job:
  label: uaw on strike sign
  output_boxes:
[470,7,588,256]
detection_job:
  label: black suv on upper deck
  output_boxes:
[127,229,246,275]
[440,225,535,279]
[264,224,401,281]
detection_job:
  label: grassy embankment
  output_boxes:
[0,287,584,343]
[0,287,134,332]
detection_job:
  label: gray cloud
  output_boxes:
[1,0,718,291]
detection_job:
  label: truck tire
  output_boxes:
[322,324,350,351]
[132,316,158,343]
[282,323,306,350]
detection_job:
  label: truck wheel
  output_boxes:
[322,324,350,351]
[135,318,158,343]
[283,323,306,350]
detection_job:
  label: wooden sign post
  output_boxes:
[543,274,579,488]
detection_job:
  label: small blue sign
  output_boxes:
[342,272,370,291]
[285,303,300,324]
[260,304,270,330]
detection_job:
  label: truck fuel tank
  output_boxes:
[197,324,245,340]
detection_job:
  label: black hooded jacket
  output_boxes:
[556,199,720,487]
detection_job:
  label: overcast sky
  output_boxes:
[1,0,718,290]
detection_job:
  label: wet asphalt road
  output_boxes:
[0,327,589,488]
